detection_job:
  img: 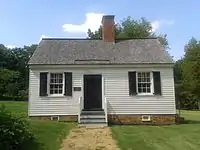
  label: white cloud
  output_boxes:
[6,45,16,49]
[151,20,174,32]
[62,12,104,34]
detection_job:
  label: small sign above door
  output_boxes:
[74,87,81,91]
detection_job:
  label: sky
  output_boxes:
[0,0,199,60]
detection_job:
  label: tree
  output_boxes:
[87,16,169,50]
[0,69,21,96]
[180,38,200,109]
[0,44,37,98]
[0,44,7,68]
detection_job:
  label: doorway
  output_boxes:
[83,75,102,110]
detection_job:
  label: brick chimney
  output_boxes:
[102,15,115,42]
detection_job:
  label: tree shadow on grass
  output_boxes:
[180,119,200,124]
[176,114,200,124]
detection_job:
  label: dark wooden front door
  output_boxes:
[84,75,102,110]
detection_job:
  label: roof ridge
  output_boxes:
[42,38,98,40]
[42,37,158,41]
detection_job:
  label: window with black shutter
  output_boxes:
[137,72,152,94]
[39,72,48,96]
[153,71,162,95]
[128,72,137,95]
[49,73,63,95]
[64,72,72,96]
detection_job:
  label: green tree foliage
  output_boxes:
[180,38,200,109]
[0,44,37,99]
[174,38,200,109]
[87,16,169,50]
[0,69,21,97]
[0,105,43,150]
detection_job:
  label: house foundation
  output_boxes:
[29,115,78,122]
[108,114,176,125]
[30,114,176,125]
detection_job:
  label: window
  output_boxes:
[128,71,161,96]
[49,73,63,95]
[137,72,152,94]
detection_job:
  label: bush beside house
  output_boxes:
[0,105,43,150]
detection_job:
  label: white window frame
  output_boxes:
[47,72,65,96]
[136,72,154,95]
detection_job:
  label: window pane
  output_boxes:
[59,74,63,78]
[50,90,53,94]
[141,73,145,78]
[54,90,58,94]
[138,73,141,77]
[147,72,150,77]
[138,87,142,93]
[50,79,54,83]
[138,77,141,82]
[59,90,62,94]
[50,85,53,89]
[142,83,146,88]
[147,83,151,88]
[138,83,142,88]
[50,73,54,78]
[147,77,150,82]
[59,79,62,83]
[144,73,147,78]
[54,74,57,78]
[142,88,147,93]
[147,88,151,93]
[142,77,147,82]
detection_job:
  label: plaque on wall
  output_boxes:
[74,87,81,91]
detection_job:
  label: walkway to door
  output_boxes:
[60,127,119,150]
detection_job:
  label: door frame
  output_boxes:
[82,73,104,110]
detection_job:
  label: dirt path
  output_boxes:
[60,127,120,150]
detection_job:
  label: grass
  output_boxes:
[2,101,200,150]
[111,111,200,150]
[0,101,28,115]
[0,101,75,150]
[178,110,200,121]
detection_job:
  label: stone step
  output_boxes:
[81,110,105,115]
[78,123,108,128]
[80,115,105,119]
[80,118,106,123]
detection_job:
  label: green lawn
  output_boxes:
[2,101,200,150]
[0,101,75,150]
[111,111,200,150]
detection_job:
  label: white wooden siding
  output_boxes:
[29,66,175,116]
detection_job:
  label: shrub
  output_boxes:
[18,90,28,98]
[0,95,28,101]
[0,105,43,150]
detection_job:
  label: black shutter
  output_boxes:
[64,72,72,96]
[39,72,48,96]
[153,71,162,95]
[128,72,137,95]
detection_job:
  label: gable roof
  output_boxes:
[28,38,174,65]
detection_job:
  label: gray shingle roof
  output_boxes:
[28,38,174,65]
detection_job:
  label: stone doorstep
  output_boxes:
[78,123,108,128]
